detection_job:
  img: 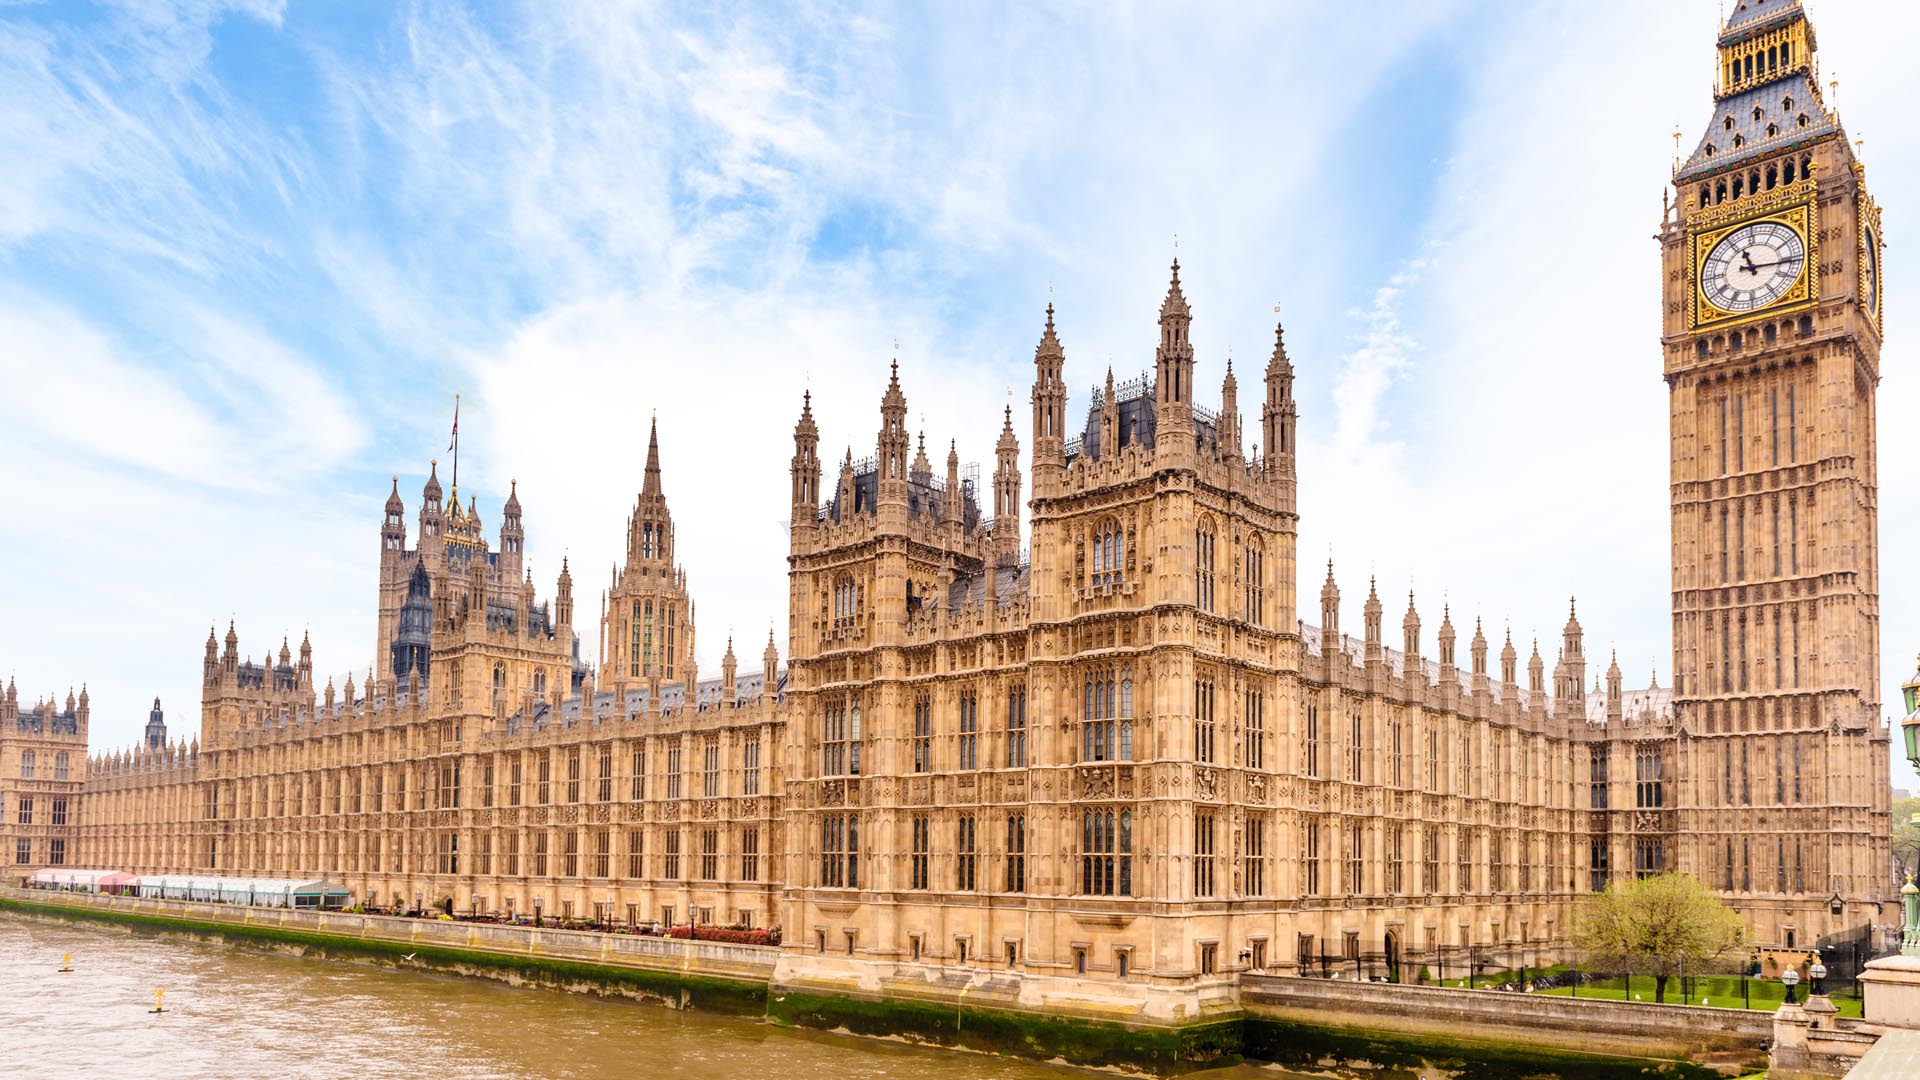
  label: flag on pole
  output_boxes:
[447,392,461,492]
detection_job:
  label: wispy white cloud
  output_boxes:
[4,0,1917,798]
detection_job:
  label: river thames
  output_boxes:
[0,916,1295,1079]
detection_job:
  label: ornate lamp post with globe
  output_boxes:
[1902,655,1920,956]
[1859,656,1920,1020]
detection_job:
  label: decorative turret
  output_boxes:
[1500,628,1518,687]
[992,406,1022,564]
[76,684,89,727]
[1363,577,1383,665]
[791,391,822,540]
[1030,304,1067,488]
[1098,367,1119,456]
[1607,650,1624,724]
[1559,598,1586,715]
[1438,604,1457,674]
[911,432,932,488]
[555,556,574,635]
[420,460,446,552]
[223,620,239,675]
[1218,359,1240,455]
[381,476,406,557]
[1470,617,1489,683]
[1154,260,1196,453]
[837,448,856,514]
[146,697,167,748]
[1402,592,1422,672]
[1320,561,1340,639]
[877,361,910,502]
[204,626,219,683]
[943,440,962,523]
[721,635,738,703]
[297,631,313,690]
[499,479,524,578]
[1528,638,1546,697]
[1262,317,1296,480]
[762,629,779,692]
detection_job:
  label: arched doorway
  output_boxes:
[1384,929,1402,983]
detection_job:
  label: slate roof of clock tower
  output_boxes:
[1676,0,1839,183]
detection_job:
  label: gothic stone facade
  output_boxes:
[2,686,88,872]
[54,0,1892,1021]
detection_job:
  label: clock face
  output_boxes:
[1864,225,1879,314]
[1702,220,1806,313]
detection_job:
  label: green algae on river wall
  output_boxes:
[767,988,1243,1073]
[1241,1014,1755,1080]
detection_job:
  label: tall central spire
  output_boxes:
[642,415,663,497]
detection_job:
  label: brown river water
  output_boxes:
[0,916,1303,1080]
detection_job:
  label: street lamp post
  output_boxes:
[1902,657,1920,957]
[1783,967,1800,1005]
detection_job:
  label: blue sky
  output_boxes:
[3,0,1917,788]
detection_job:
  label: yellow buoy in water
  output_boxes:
[149,988,165,1014]
[58,953,73,973]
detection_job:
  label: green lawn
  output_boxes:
[1532,975,1862,1017]
[1407,962,1863,1017]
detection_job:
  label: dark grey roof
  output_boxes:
[945,562,1030,610]
[1676,72,1836,182]
[1721,0,1800,37]
[826,459,982,528]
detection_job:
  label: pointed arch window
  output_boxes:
[1195,519,1217,612]
[832,574,860,631]
[642,601,654,674]
[823,698,861,777]
[1244,537,1266,626]
[1091,518,1124,588]
[1081,808,1133,896]
[1081,666,1133,762]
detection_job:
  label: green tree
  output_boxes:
[1894,795,1920,881]
[1573,873,1746,1004]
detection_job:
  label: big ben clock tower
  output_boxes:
[1662,0,1890,950]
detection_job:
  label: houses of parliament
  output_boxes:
[0,0,1895,1015]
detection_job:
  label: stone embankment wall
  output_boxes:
[1241,973,1771,1077]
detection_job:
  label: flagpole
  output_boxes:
[449,392,461,493]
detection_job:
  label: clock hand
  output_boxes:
[1741,250,1760,275]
